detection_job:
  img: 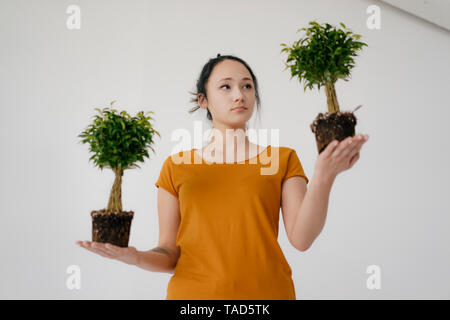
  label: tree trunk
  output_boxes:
[106,168,123,214]
[324,82,340,113]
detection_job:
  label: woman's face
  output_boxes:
[199,59,255,128]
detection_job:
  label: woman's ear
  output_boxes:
[198,94,207,110]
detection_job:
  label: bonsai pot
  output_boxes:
[91,209,134,247]
[310,106,361,154]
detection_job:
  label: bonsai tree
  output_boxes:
[78,100,160,247]
[281,21,368,153]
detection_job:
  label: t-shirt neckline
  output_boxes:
[192,145,271,165]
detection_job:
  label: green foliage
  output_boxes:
[78,100,161,171]
[280,21,368,93]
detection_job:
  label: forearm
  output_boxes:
[292,171,335,251]
[135,247,177,274]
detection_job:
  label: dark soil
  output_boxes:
[91,209,134,247]
[310,106,361,154]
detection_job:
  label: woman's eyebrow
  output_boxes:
[218,77,253,83]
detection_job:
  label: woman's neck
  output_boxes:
[202,124,255,163]
[210,127,248,150]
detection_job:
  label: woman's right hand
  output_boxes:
[75,241,140,266]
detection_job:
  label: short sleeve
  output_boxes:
[155,156,179,198]
[283,149,309,184]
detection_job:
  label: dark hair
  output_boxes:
[188,53,261,122]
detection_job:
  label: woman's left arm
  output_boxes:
[283,133,369,251]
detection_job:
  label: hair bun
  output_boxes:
[217,53,221,58]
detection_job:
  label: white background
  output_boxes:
[1,0,449,299]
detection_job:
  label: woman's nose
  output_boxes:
[232,88,245,100]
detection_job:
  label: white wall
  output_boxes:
[0,0,449,299]
[380,0,450,31]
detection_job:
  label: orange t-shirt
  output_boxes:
[154,145,309,300]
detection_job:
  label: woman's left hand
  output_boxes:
[75,240,139,266]
[314,133,369,181]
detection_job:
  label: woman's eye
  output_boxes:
[220,84,253,89]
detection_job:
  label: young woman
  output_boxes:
[76,54,369,299]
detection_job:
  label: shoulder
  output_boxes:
[277,145,309,183]
[272,145,295,151]
[277,145,294,152]
[275,146,305,169]
[273,145,298,158]
[265,146,301,171]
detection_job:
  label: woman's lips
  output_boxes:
[231,107,247,112]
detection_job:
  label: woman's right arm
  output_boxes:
[76,187,181,274]
[136,186,181,274]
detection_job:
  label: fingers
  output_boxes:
[324,139,340,156]
[330,136,353,157]
[345,134,367,168]
[76,241,116,259]
[347,135,365,156]
[350,134,368,156]
[349,152,360,168]
[331,134,368,158]
[86,242,113,258]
